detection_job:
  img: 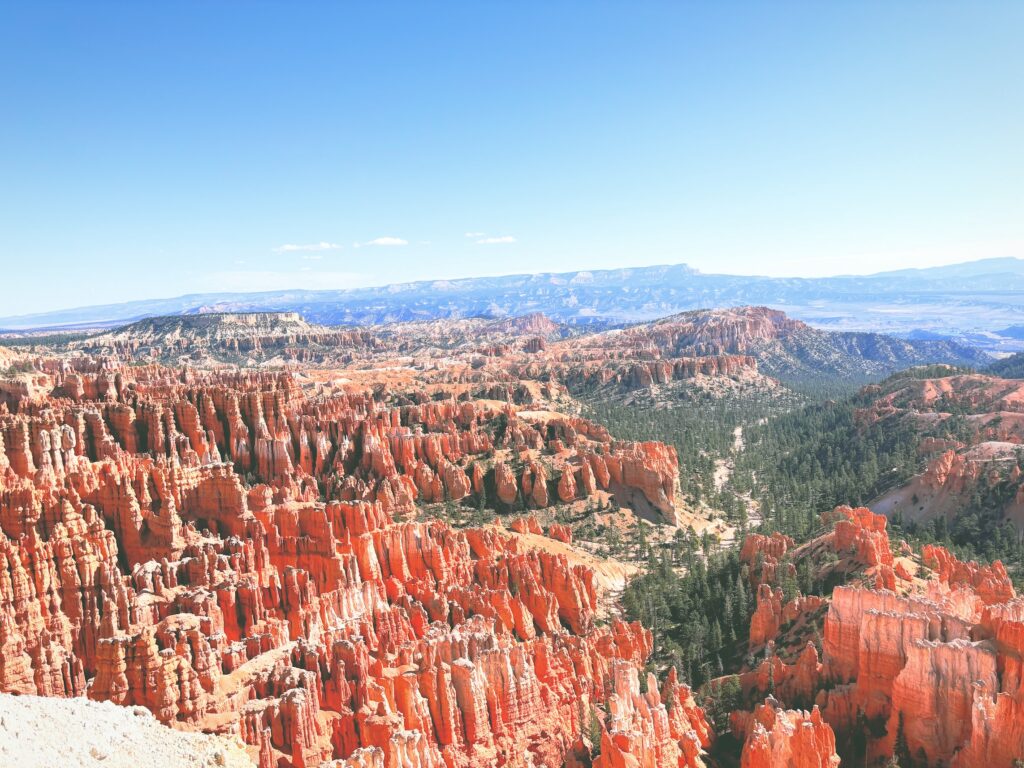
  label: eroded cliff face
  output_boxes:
[734,700,840,768]
[0,363,707,768]
[816,578,1024,766]
[734,505,1024,767]
[59,310,767,400]
[859,372,1024,530]
[593,664,710,768]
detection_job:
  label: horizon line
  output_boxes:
[2,255,1022,328]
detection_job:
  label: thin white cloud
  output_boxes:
[464,231,485,238]
[367,236,408,246]
[354,237,409,249]
[273,241,343,253]
[475,235,517,245]
[302,254,323,261]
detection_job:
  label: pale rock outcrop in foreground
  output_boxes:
[0,693,257,768]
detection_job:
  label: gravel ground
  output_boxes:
[0,694,256,768]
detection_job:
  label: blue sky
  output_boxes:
[1,1,1022,315]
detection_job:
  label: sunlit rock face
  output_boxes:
[0,360,708,767]
[737,503,1024,767]
[733,700,840,768]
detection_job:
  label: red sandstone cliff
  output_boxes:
[736,700,839,768]
[735,507,1024,767]
[0,363,707,768]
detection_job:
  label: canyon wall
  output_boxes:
[0,363,704,767]
[738,505,1024,767]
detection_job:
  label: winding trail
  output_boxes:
[708,425,762,551]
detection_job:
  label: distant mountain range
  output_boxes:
[3,257,1024,352]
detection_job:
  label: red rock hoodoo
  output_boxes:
[0,361,706,767]
[734,505,1024,767]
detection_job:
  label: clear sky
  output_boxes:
[1,1,1022,315]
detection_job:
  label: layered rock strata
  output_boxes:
[0,363,705,768]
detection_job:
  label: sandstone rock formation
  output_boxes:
[735,506,1024,767]
[860,371,1024,529]
[594,664,710,768]
[0,360,706,768]
[736,700,839,768]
